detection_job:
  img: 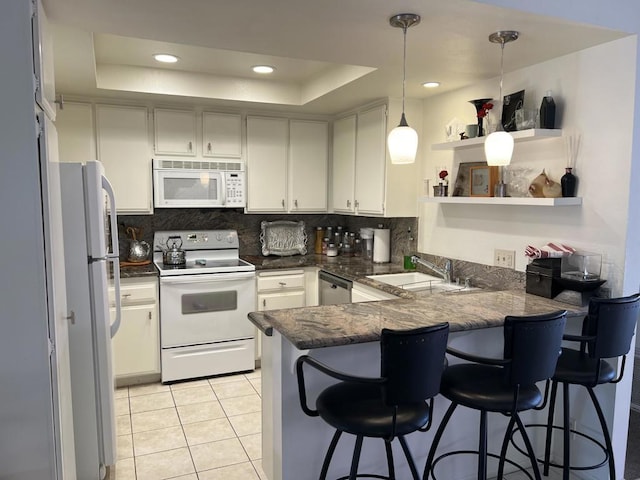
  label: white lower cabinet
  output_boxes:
[109,277,160,384]
[255,269,306,360]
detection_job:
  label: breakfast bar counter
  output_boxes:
[249,286,595,480]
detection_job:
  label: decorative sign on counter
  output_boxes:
[260,221,308,256]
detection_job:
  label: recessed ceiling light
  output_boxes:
[422,82,440,88]
[252,65,275,74]
[154,54,179,63]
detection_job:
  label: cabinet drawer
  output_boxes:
[257,270,305,291]
[258,290,306,310]
[109,281,157,306]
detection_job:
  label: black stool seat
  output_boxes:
[552,347,615,385]
[424,311,567,480]
[317,383,431,437]
[297,323,450,480]
[442,364,542,413]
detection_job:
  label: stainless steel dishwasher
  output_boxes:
[318,271,352,305]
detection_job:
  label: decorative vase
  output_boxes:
[561,167,577,197]
[469,98,492,137]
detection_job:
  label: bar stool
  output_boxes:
[535,293,640,479]
[296,323,449,480]
[423,311,567,480]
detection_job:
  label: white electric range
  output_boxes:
[153,230,256,383]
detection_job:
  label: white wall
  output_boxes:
[419,36,637,297]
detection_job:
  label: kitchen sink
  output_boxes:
[367,272,481,294]
[366,272,445,291]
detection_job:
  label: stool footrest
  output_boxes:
[510,423,609,471]
[427,449,535,480]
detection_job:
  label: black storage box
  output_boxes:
[526,258,563,298]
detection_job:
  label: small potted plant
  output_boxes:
[434,168,449,196]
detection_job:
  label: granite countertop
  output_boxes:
[247,255,587,350]
[119,262,159,278]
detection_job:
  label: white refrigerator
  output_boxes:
[60,161,123,480]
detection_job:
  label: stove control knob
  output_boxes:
[227,236,233,243]
[216,233,222,241]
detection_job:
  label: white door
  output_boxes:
[154,109,197,155]
[246,116,288,212]
[39,112,77,480]
[332,115,356,213]
[203,112,242,157]
[355,105,386,215]
[96,105,152,214]
[289,120,328,212]
[56,102,95,163]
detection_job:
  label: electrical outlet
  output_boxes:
[494,249,516,269]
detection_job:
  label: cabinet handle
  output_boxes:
[281,199,285,208]
[294,199,298,208]
[207,142,212,152]
[355,200,359,209]
[347,200,351,208]
[278,282,287,287]
[148,311,152,320]
[65,310,75,325]
[188,141,193,152]
[121,293,131,300]
[263,299,266,307]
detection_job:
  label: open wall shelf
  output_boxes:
[431,128,562,151]
[420,196,582,206]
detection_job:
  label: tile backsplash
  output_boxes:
[118,209,418,263]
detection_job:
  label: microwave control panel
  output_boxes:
[225,172,245,207]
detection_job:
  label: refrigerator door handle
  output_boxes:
[102,175,122,338]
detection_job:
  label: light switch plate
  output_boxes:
[494,249,515,269]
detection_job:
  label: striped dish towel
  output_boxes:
[525,243,576,259]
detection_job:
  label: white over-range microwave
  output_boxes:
[153,159,246,208]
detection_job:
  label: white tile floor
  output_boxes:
[111,369,265,480]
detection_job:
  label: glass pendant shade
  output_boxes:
[388,124,418,164]
[484,130,514,166]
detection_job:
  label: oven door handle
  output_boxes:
[160,272,255,285]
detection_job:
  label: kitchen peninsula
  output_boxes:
[249,280,587,480]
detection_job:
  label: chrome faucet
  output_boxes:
[411,255,452,284]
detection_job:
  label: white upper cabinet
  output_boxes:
[96,105,153,214]
[31,0,56,120]
[332,115,357,213]
[289,120,328,212]
[55,102,95,164]
[354,105,387,215]
[202,112,242,158]
[246,116,289,212]
[154,109,197,156]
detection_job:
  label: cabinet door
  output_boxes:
[203,112,242,157]
[56,102,95,164]
[31,0,56,120]
[355,105,386,215]
[332,115,356,213]
[111,305,160,378]
[154,109,196,156]
[289,120,328,212]
[246,116,288,212]
[96,105,152,214]
[257,291,306,310]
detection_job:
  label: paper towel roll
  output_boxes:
[373,228,390,263]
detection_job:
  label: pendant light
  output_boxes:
[388,13,420,165]
[485,31,519,196]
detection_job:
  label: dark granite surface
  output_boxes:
[119,263,159,278]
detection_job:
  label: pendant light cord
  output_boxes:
[402,25,407,115]
[497,40,505,132]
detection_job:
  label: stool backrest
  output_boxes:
[380,323,449,406]
[583,293,640,359]
[503,311,567,386]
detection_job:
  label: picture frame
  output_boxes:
[469,165,500,197]
[452,161,485,196]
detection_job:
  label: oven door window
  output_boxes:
[182,291,237,314]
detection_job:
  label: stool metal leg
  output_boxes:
[320,430,342,480]
[398,435,420,480]
[562,383,570,480]
[349,435,364,480]
[424,402,458,480]
[543,380,558,476]
[384,439,395,479]
[497,415,517,479]
[514,413,542,480]
[478,410,488,480]
[587,386,616,480]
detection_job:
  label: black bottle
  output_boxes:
[561,168,577,197]
[539,91,556,129]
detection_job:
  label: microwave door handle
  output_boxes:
[220,174,227,206]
